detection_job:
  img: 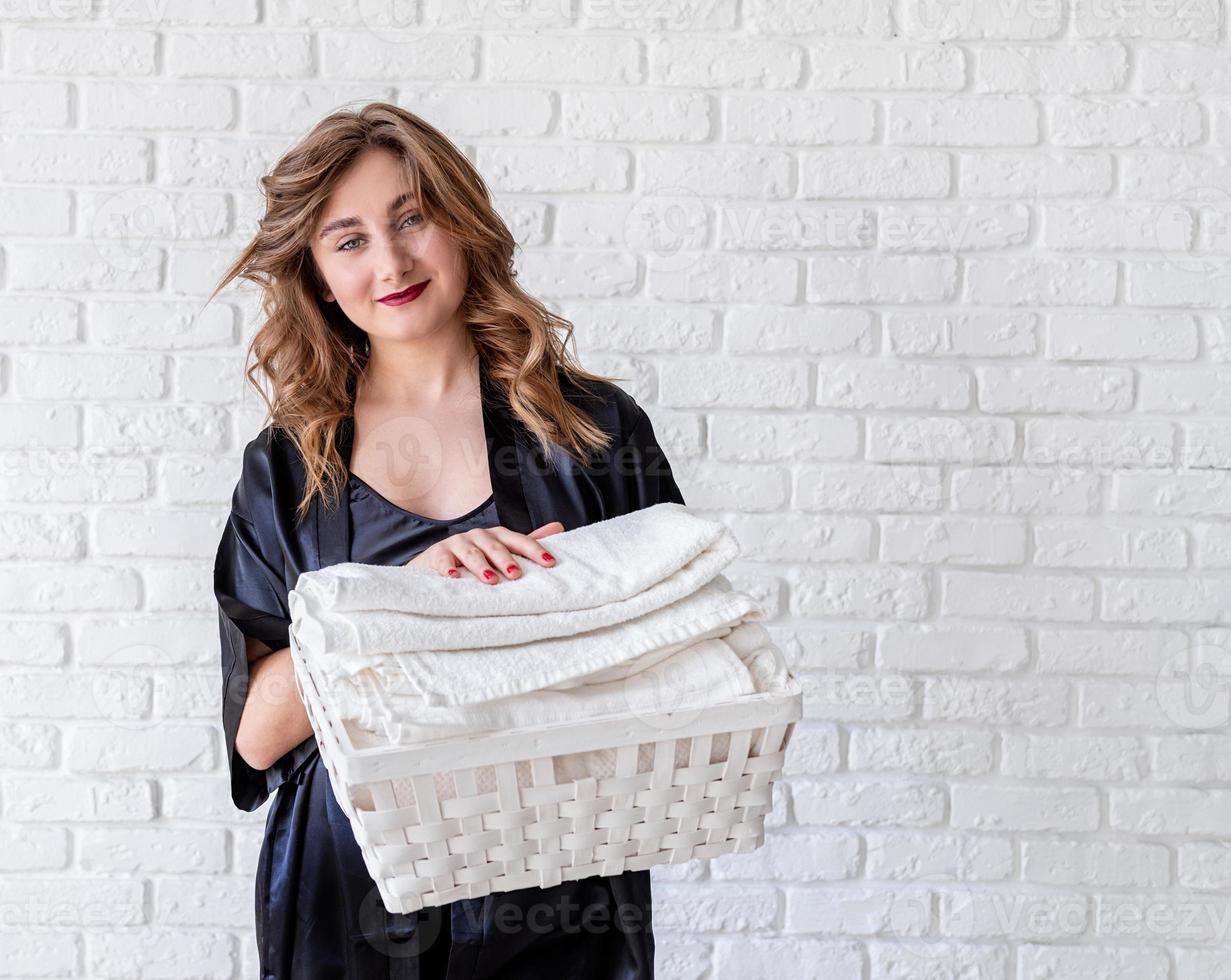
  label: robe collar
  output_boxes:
[310,366,533,570]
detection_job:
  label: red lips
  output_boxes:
[377,280,430,305]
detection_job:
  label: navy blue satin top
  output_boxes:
[347,472,498,566]
[252,474,654,979]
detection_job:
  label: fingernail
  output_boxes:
[483,570,495,580]
[541,552,554,562]
[447,569,459,577]
[506,564,518,574]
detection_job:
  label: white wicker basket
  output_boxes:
[289,627,802,915]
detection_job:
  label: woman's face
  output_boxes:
[310,147,467,343]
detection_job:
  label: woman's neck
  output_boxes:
[356,327,480,412]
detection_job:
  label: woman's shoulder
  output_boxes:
[230,423,304,519]
[555,369,685,507]
[555,370,646,443]
[238,423,295,476]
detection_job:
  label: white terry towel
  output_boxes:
[288,502,764,710]
[337,632,761,745]
[341,618,791,801]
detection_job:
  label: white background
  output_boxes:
[3,0,1231,977]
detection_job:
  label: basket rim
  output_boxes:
[291,631,802,786]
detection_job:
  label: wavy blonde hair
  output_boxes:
[210,101,621,527]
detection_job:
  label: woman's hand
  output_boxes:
[405,521,564,584]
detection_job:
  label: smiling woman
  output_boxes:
[303,144,508,532]
[207,102,686,979]
[210,102,623,530]
[310,150,456,336]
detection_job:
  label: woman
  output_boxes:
[211,102,687,978]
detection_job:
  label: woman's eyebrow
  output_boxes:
[317,192,416,239]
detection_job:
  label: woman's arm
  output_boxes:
[215,430,320,809]
[233,635,315,772]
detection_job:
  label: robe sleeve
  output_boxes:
[213,436,317,812]
[618,404,687,510]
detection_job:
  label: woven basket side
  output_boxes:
[349,717,795,914]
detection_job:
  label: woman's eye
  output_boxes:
[336,214,422,252]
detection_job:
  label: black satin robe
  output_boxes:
[213,366,687,979]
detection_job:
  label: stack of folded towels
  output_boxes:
[287,502,791,791]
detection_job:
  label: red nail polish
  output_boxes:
[506,564,518,573]
[447,568,459,577]
[542,552,554,562]
[483,570,494,579]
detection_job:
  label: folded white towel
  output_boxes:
[340,618,791,803]
[295,501,733,620]
[337,634,758,745]
[288,502,794,775]
[288,502,756,708]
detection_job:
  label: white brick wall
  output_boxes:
[3,1,1231,977]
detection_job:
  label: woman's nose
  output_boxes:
[376,237,417,280]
